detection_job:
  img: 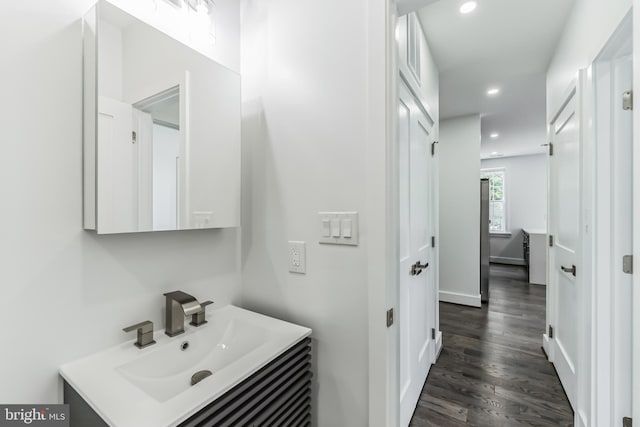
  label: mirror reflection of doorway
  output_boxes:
[133,86,180,231]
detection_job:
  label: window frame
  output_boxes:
[480,167,508,235]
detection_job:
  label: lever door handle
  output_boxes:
[561,265,576,276]
[410,261,429,276]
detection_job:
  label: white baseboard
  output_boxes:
[542,333,551,361]
[435,331,443,361]
[438,290,481,307]
[577,411,587,427]
[490,256,526,266]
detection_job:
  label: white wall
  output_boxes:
[240,0,373,425]
[547,0,631,115]
[481,154,547,264]
[439,115,481,307]
[0,0,241,403]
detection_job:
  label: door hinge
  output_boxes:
[623,416,632,427]
[549,235,554,247]
[431,141,439,156]
[623,255,633,274]
[431,236,436,248]
[132,131,137,144]
[386,308,394,327]
[549,325,554,339]
[623,91,633,111]
[431,328,436,340]
[548,142,554,156]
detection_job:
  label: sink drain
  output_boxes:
[180,341,189,351]
[191,370,212,386]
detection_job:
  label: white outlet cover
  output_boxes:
[288,241,306,274]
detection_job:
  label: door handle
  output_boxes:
[410,261,429,276]
[561,265,576,276]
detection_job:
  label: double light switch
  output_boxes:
[319,212,359,246]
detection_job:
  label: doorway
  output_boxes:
[397,76,439,427]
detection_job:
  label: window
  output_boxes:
[481,168,506,233]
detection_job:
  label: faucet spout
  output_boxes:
[163,291,202,337]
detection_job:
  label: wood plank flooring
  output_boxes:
[410,264,574,426]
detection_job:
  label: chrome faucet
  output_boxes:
[163,291,202,337]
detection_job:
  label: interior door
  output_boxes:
[398,78,436,427]
[547,78,582,410]
[98,96,137,233]
[593,20,633,424]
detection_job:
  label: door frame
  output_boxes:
[632,2,640,424]
[367,6,441,425]
[545,71,591,426]
[591,12,634,426]
[397,73,438,426]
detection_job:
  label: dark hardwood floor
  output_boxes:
[410,264,574,426]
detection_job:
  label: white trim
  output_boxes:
[438,290,481,307]
[367,0,396,426]
[577,411,588,427]
[591,12,634,426]
[542,333,551,360]
[633,2,640,424]
[434,331,443,360]
[489,256,525,266]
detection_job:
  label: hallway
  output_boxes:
[410,264,574,426]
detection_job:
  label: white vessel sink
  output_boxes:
[59,305,311,427]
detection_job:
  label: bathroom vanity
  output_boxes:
[59,306,312,426]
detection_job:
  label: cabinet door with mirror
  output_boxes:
[83,0,240,234]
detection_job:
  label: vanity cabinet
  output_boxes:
[63,338,313,427]
[83,1,240,234]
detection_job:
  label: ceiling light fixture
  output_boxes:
[486,87,500,96]
[490,133,499,139]
[459,1,478,14]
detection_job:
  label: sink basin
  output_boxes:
[59,305,311,427]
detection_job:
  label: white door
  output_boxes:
[593,17,633,425]
[398,78,436,426]
[547,77,582,410]
[98,96,137,233]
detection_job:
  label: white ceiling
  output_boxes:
[417,0,575,158]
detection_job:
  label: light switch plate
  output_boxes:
[288,241,306,274]
[318,212,359,246]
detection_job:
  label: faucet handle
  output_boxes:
[190,301,214,327]
[123,320,156,349]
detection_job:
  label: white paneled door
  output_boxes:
[98,96,137,233]
[398,78,436,427]
[547,76,582,411]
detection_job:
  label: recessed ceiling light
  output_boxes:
[459,1,478,14]
[487,87,500,96]
[490,133,499,139]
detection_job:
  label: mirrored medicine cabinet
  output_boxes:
[83,0,240,234]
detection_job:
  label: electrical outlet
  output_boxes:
[288,241,306,274]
